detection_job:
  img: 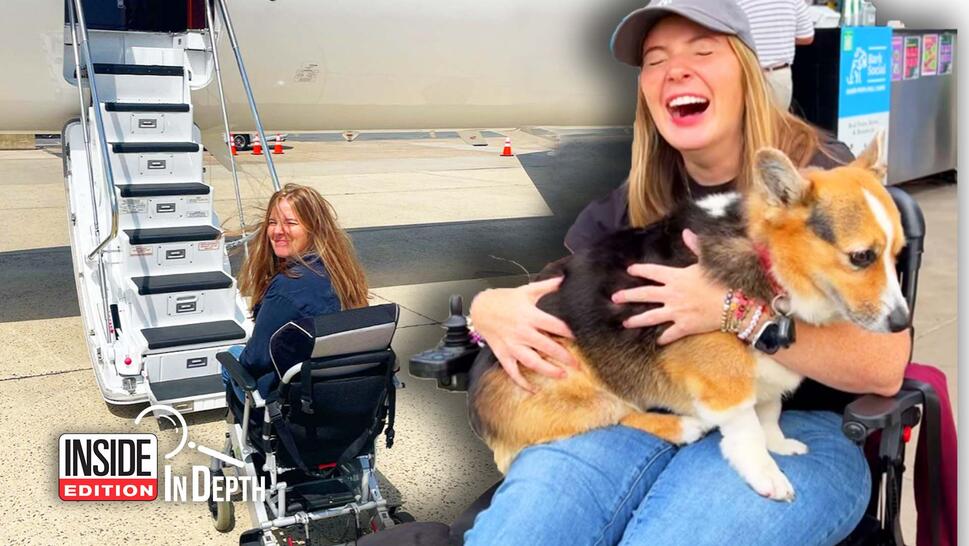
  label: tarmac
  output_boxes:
[0,130,956,545]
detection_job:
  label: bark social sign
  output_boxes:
[838,27,893,159]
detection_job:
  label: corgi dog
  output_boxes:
[468,135,909,501]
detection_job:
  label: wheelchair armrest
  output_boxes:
[216,351,257,392]
[842,389,922,444]
[842,377,944,546]
[842,378,936,465]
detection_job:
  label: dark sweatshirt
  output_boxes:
[239,255,341,396]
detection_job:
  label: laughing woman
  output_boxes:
[222,183,369,401]
[465,1,910,545]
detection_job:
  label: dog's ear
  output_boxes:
[755,147,809,207]
[853,130,888,183]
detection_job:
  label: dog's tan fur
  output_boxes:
[470,136,907,499]
[476,332,757,473]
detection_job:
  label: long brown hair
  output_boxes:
[627,35,824,227]
[237,183,369,312]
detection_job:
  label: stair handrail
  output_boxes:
[68,0,121,263]
[67,0,117,344]
[213,0,282,193]
[204,0,249,258]
[66,2,100,245]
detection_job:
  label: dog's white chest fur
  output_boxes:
[753,352,803,401]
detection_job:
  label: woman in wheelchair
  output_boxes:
[465,1,912,545]
[223,183,369,401]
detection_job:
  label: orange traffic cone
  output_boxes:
[230,144,238,156]
[273,134,283,155]
[252,141,263,155]
[500,137,513,157]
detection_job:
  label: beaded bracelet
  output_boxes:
[719,289,735,332]
[738,291,755,332]
[721,289,755,334]
[730,290,747,332]
[738,304,766,342]
[466,317,486,347]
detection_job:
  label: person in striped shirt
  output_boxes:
[737,0,815,110]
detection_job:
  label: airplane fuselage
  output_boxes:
[1,1,642,133]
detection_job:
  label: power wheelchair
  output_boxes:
[367,186,949,546]
[214,303,410,545]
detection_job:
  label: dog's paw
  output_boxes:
[766,437,809,456]
[745,462,796,502]
[678,417,710,444]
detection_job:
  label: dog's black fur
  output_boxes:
[532,193,776,402]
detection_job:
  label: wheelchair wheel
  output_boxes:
[208,469,236,532]
[209,496,235,532]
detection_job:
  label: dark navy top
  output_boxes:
[239,255,341,396]
[565,140,853,253]
[560,140,861,412]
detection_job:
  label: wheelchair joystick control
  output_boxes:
[449,294,464,319]
[442,295,473,348]
[409,294,482,391]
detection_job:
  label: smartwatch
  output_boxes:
[752,315,796,354]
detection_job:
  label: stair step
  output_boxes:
[150,374,226,402]
[125,225,221,245]
[111,142,199,154]
[117,183,210,198]
[93,63,183,77]
[104,102,190,113]
[132,271,233,296]
[142,320,246,350]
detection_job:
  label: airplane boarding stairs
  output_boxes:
[62,25,251,414]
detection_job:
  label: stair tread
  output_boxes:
[125,225,221,245]
[150,374,226,402]
[111,142,199,153]
[92,63,183,76]
[142,320,246,350]
[117,182,210,198]
[131,271,233,296]
[104,102,190,113]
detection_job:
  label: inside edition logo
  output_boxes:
[59,434,158,501]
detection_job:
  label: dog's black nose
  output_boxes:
[887,305,910,333]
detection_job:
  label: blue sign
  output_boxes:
[837,27,893,157]
[838,26,893,118]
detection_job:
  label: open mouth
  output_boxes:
[666,95,710,119]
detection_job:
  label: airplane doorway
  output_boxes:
[66,0,205,32]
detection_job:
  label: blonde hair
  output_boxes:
[238,183,369,312]
[627,36,823,227]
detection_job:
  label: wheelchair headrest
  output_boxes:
[269,303,399,378]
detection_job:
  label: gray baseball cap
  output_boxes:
[611,0,757,67]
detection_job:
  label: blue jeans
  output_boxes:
[221,345,247,403]
[464,411,870,546]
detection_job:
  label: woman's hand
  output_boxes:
[611,229,727,345]
[469,277,576,392]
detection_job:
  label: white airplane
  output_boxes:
[6,0,640,416]
[1,0,639,135]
